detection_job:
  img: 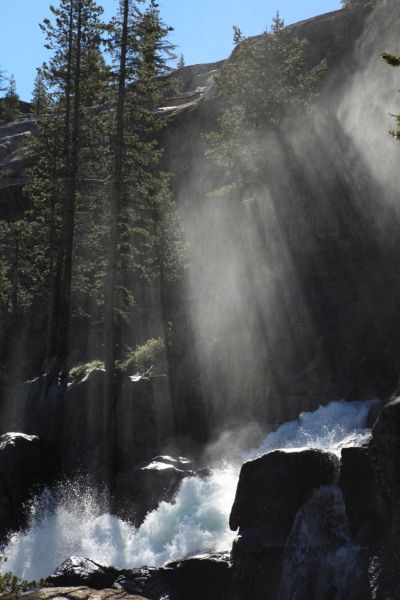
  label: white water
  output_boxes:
[2,400,374,580]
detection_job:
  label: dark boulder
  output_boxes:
[47,556,119,589]
[114,567,173,600]
[228,449,338,600]
[166,553,233,600]
[229,449,339,536]
[114,552,233,600]
[340,444,375,542]
[0,432,43,539]
[113,455,203,526]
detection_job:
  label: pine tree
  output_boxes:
[32,68,50,116]
[382,52,400,139]
[104,0,181,374]
[177,53,185,69]
[1,74,20,124]
[31,0,109,372]
[0,68,6,94]
[205,13,326,175]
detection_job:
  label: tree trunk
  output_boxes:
[58,0,83,376]
[104,0,129,375]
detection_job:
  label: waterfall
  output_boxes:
[1,399,374,581]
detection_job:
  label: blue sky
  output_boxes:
[0,0,342,101]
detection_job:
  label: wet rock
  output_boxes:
[113,455,201,526]
[281,486,370,600]
[26,587,148,600]
[340,444,375,542]
[115,553,233,600]
[368,397,400,599]
[114,567,173,600]
[229,449,339,536]
[230,547,283,600]
[0,432,43,539]
[166,553,233,600]
[47,556,119,589]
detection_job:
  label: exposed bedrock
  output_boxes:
[0,432,50,541]
[0,369,210,529]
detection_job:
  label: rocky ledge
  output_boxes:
[26,588,148,600]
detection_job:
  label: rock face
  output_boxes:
[368,397,400,599]
[281,486,369,600]
[228,449,339,599]
[0,432,44,540]
[229,449,339,535]
[340,444,375,542]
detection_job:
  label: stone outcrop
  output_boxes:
[47,553,233,600]
[229,449,339,535]
[228,449,339,599]
[113,455,207,526]
[47,557,120,590]
[0,432,45,540]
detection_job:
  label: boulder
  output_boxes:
[113,455,202,526]
[229,449,339,536]
[340,444,375,542]
[47,556,119,589]
[0,432,43,539]
[113,568,173,600]
[166,553,233,600]
[114,552,233,600]
[26,587,148,600]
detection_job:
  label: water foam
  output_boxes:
[2,400,373,580]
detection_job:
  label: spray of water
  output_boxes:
[2,399,373,580]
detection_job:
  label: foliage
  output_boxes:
[205,13,326,175]
[1,75,20,124]
[119,337,167,376]
[177,53,185,69]
[31,68,51,116]
[0,68,6,94]
[0,556,37,598]
[0,0,185,376]
[104,0,183,373]
[69,359,104,381]
[382,52,400,139]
